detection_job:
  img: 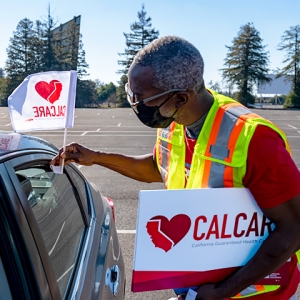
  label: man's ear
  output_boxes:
[175,91,190,109]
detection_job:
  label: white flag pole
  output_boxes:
[59,70,77,174]
[60,127,68,174]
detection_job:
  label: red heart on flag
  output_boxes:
[35,80,63,104]
[146,214,191,252]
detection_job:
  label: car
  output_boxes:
[0,132,125,300]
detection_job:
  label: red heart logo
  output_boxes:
[146,214,191,252]
[35,80,63,104]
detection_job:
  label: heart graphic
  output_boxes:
[35,80,63,104]
[146,214,191,252]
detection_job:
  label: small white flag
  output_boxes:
[8,70,77,132]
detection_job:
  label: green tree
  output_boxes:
[118,4,159,75]
[5,18,37,96]
[76,79,98,108]
[0,77,8,106]
[41,7,58,71]
[97,82,117,104]
[277,25,300,107]
[32,20,47,72]
[221,23,271,106]
[116,75,129,107]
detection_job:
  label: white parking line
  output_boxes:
[117,230,136,234]
[118,123,121,127]
[288,124,297,129]
[49,221,65,256]
[81,132,87,136]
[57,264,74,282]
[4,123,11,126]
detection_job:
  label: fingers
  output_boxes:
[50,143,80,166]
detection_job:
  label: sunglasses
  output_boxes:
[125,83,186,107]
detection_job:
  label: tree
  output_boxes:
[41,6,58,71]
[221,23,271,106]
[116,75,129,107]
[76,79,97,108]
[118,4,159,75]
[32,20,47,72]
[0,77,8,106]
[277,25,300,107]
[97,82,117,104]
[207,80,222,93]
[5,18,37,96]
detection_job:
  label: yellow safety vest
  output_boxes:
[155,89,299,298]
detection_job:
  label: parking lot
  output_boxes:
[0,107,299,299]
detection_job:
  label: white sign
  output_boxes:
[132,188,280,292]
[0,133,22,150]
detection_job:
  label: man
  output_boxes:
[50,36,300,300]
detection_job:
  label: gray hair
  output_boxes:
[132,36,205,93]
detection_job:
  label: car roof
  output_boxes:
[0,131,58,158]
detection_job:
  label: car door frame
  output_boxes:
[2,150,95,299]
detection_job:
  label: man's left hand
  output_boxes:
[178,284,224,300]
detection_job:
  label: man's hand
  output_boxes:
[50,142,96,166]
[178,284,224,300]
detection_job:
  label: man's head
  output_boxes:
[130,35,204,93]
[127,36,210,127]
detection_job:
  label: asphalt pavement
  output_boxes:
[0,107,299,299]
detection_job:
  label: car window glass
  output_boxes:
[0,256,12,300]
[65,165,89,215]
[16,167,85,297]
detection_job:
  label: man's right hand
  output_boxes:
[50,142,96,166]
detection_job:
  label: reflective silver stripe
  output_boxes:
[209,111,237,160]
[239,285,261,296]
[207,106,249,187]
[226,106,252,117]
[208,162,225,187]
[210,145,229,159]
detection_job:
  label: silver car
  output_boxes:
[0,133,125,299]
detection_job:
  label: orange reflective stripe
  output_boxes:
[239,113,260,121]
[224,118,245,164]
[221,102,241,110]
[167,122,176,140]
[203,107,226,187]
[224,166,234,187]
[205,108,226,157]
[255,285,265,292]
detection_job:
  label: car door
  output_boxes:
[3,151,125,300]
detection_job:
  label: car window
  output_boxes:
[65,165,89,216]
[16,166,85,298]
[0,256,12,300]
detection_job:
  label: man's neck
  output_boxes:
[183,88,214,126]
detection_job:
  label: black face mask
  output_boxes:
[133,93,178,128]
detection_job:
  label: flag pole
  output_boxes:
[61,127,68,174]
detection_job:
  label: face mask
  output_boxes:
[134,102,178,128]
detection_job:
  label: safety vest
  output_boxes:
[155,90,299,298]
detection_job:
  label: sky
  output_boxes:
[1,0,300,90]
